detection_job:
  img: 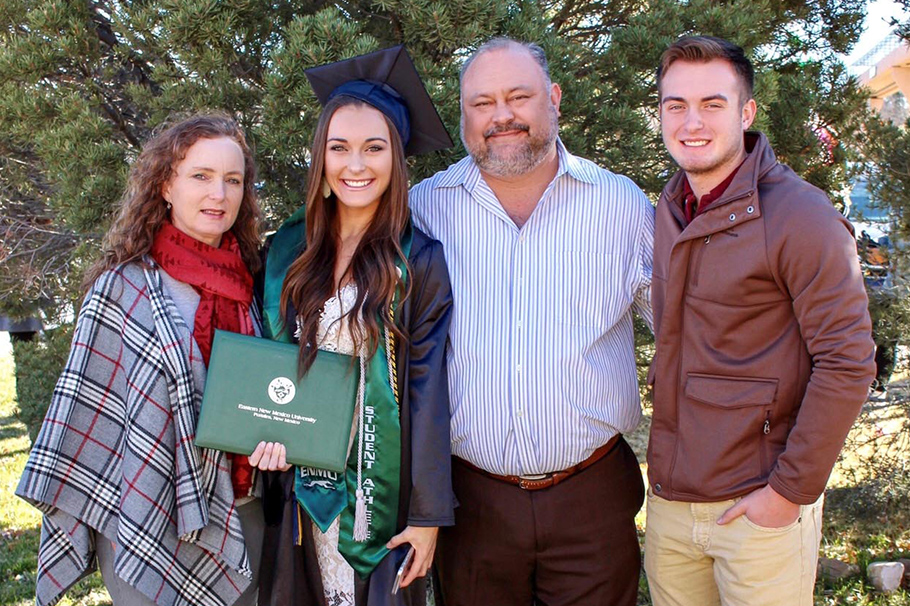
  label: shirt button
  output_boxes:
[516,364,522,372]
[654,483,662,493]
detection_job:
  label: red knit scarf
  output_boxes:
[151,222,256,498]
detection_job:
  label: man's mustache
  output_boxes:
[484,122,530,138]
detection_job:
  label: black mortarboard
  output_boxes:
[304,45,453,156]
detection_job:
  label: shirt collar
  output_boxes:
[556,138,599,185]
[682,155,746,205]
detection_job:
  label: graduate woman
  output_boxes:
[17,114,264,606]
[251,47,455,606]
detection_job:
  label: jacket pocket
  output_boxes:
[673,373,778,498]
[685,373,778,408]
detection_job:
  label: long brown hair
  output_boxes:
[280,96,411,373]
[83,113,262,289]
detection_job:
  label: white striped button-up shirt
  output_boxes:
[410,139,654,476]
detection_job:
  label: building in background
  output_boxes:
[855,33,909,124]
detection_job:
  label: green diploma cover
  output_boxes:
[195,330,357,472]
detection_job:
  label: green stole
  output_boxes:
[261,204,412,578]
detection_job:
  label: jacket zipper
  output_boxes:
[666,232,713,497]
[759,410,771,477]
[690,235,711,288]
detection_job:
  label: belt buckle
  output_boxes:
[517,473,551,491]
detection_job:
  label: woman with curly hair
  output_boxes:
[18,113,264,606]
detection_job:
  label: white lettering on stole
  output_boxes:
[302,467,340,481]
[362,406,377,469]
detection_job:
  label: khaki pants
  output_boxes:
[644,490,823,606]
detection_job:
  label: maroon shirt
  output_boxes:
[681,161,744,226]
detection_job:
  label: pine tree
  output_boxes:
[1,0,873,322]
[857,3,910,388]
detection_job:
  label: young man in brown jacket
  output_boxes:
[644,36,876,606]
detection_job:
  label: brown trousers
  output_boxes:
[436,437,645,606]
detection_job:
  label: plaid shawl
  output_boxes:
[16,259,252,606]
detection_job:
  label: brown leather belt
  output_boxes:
[457,435,619,491]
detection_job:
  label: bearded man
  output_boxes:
[409,37,655,606]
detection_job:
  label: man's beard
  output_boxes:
[676,141,743,176]
[463,104,559,178]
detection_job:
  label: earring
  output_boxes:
[322,178,332,199]
[166,202,172,210]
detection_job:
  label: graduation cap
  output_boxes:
[304,45,453,156]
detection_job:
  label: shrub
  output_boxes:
[12,324,74,444]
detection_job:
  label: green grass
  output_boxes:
[0,335,110,606]
[815,388,910,605]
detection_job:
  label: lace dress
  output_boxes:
[297,283,360,606]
